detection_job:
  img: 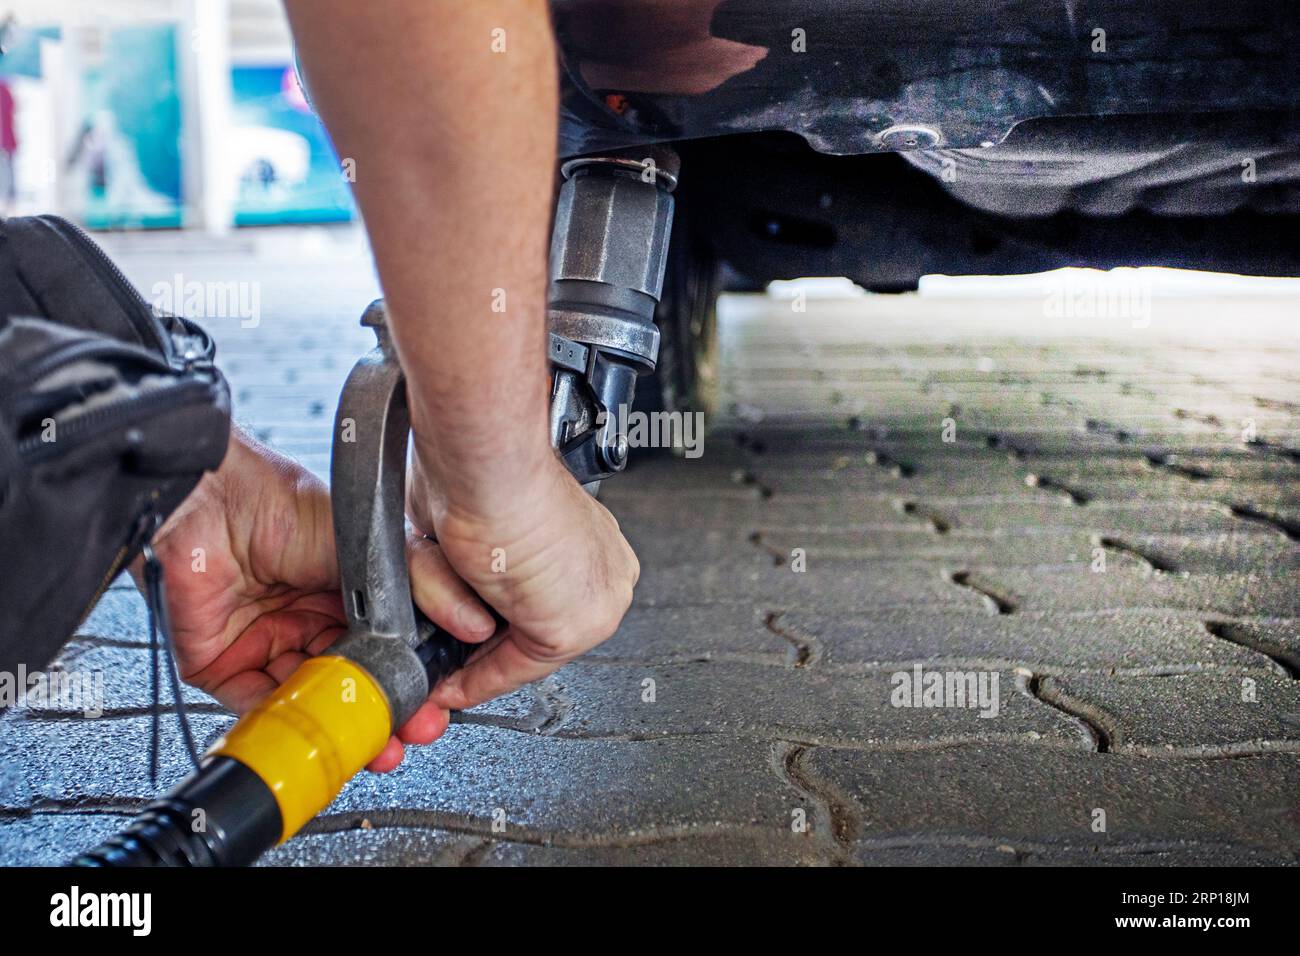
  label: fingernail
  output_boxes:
[456,601,495,638]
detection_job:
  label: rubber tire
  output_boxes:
[636,213,721,419]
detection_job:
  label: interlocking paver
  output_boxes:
[587,605,791,663]
[950,566,1299,617]
[260,827,476,867]
[805,744,1300,864]
[30,641,220,715]
[630,559,989,612]
[472,831,824,866]
[0,712,233,809]
[75,590,152,646]
[542,661,1084,747]
[3,232,1296,866]
[753,527,1298,573]
[326,725,808,835]
[1203,619,1300,673]
[1037,673,1300,754]
[776,608,1283,674]
[0,814,131,867]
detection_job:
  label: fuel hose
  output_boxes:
[74,626,475,867]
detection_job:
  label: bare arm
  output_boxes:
[283,0,638,720]
[283,0,558,518]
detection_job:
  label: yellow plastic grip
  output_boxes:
[209,654,393,842]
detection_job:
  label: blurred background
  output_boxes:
[0,0,351,231]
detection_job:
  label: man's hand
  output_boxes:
[144,428,459,772]
[407,452,639,712]
[285,0,640,712]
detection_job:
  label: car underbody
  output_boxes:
[552,0,1300,289]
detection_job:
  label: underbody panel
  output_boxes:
[554,0,1299,159]
[676,133,1300,290]
[553,1,1300,280]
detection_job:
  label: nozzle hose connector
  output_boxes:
[548,147,679,485]
[76,652,394,867]
[74,620,480,867]
[549,148,678,371]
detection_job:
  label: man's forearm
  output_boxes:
[284,0,559,518]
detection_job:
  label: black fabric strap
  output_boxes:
[143,542,202,786]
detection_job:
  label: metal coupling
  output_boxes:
[547,147,680,485]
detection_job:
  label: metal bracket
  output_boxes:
[330,300,420,647]
[327,300,475,728]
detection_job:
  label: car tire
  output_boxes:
[636,213,721,422]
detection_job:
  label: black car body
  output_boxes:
[549,1,1299,408]
[554,0,1299,284]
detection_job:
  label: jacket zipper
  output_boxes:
[16,378,213,462]
[0,337,172,406]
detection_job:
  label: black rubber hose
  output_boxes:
[73,757,282,867]
[74,626,478,867]
[415,610,481,680]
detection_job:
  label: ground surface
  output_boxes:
[1,230,1297,865]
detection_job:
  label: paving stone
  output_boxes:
[753,461,1042,499]
[952,566,1300,617]
[806,744,1300,862]
[734,429,1287,470]
[1078,453,1295,484]
[0,756,26,810]
[752,459,1299,519]
[589,605,790,664]
[765,557,1300,619]
[259,826,477,867]
[32,641,221,715]
[455,685,541,730]
[75,589,151,645]
[753,527,1299,573]
[0,712,234,809]
[0,709,828,865]
[608,489,915,533]
[1037,472,1297,510]
[1038,673,1300,755]
[631,559,987,612]
[328,725,812,844]
[777,608,1281,674]
[906,500,1256,535]
[1102,533,1300,574]
[474,829,823,866]
[545,661,1084,747]
[1202,619,1300,674]
[616,488,1271,540]
[842,840,1289,866]
[0,813,133,867]
[619,523,763,568]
